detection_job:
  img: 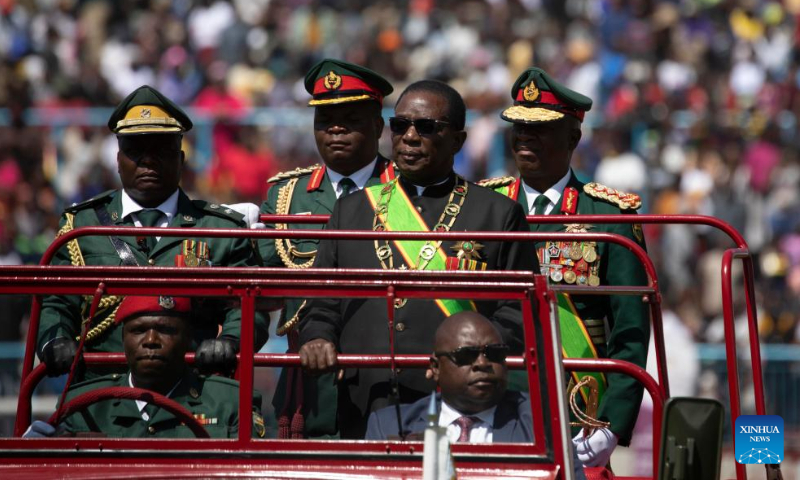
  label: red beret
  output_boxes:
[114,296,192,324]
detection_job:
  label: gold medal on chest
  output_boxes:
[569,243,583,261]
[583,245,598,263]
[184,251,199,267]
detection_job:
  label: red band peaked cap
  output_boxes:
[304,58,393,107]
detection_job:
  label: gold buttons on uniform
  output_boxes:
[395,322,406,332]
[148,258,155,265]
[416,206,423,213]
[190,387,199,399]
[148,426,156,434]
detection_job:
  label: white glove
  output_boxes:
[23,420,55,438]
[572,427,618,467]
[221,203,265,229]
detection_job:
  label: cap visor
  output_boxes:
[308,94,376,106]
[500,105,565,124]
[115,125,184,136]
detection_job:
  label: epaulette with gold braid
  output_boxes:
[476,176,516,189]
[583,182,641,211]
[267,164,322,184]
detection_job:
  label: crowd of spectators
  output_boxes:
[1,0,800,445]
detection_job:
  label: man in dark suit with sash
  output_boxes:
[259,59,395,437]
[298,80,537,438]
[480,67,649,466]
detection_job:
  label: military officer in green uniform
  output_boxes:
[25,295,266,438]
[258,59,395,438]
[479,68,649,466]
[37,85,268,379]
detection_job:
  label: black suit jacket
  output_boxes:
[365,391,533,442]
[299,174,537,438]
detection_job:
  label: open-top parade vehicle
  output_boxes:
[0,213,777,479]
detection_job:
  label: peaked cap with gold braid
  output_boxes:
[108,85,193,136]
[304,59,393,107]
[501,67,592,124]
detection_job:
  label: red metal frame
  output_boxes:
[261,213,766,480]
[5,265,580,478]
[1,211,765,479]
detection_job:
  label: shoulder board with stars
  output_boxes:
[64,189,116,213]
[583,182,642,211]
[476,176,516,189]
[192,200,246,224]
[267,164,322,184]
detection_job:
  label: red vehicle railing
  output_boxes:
[261,213,766,480]
[2,212,765,479]
[2,225,668,479]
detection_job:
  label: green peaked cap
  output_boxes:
[501,67,592,124]
[108,85,193,135]
[304,58,393,106]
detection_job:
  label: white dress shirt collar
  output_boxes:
[327,158,378,199]
[129,373,182,421]
[521,169,572,215]
[439,399,497,443]
[410,176,450,196]
[120,188,179,227]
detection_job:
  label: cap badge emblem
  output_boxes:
[324,71,342,90]
[140,108,151,118]
[523,81,539,102]
[159,296,175,310]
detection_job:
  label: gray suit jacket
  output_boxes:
[365,391,532,442]
[365,391,586,480]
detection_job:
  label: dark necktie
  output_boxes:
[137,209,162,253]
[533,194,550,215]
[338,177,356,198]
[143,402,158,422]
[455,415,478,442]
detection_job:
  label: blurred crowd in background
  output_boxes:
[1,0,800,448]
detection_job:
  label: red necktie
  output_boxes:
[455,416,477,442]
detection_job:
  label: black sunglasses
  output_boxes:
[434,343,510,366]
[389,117,450,135]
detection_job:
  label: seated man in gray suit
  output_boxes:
[366,312,586,479]
[365,311,530,443]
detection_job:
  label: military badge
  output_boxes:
[140,108,151,118]
[323,70,342,90]
[523,81,539,102]
[564,223,593,233]
[550,266,563,282]
[547,243,561,258]
[633,224,644,243]
[561,187,579,214]
[450,241,484,261]
[582,245,598,263]
[253,411,266,438]
[180,240,210,267]
[159,296,175,310]
[193,413,218,426]
[564,269,577,284]
[111,211,119,221]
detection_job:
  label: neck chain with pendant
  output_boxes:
[372,175,468,271]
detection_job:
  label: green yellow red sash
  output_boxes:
[365,182,477,317]
[557,293,607,404]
